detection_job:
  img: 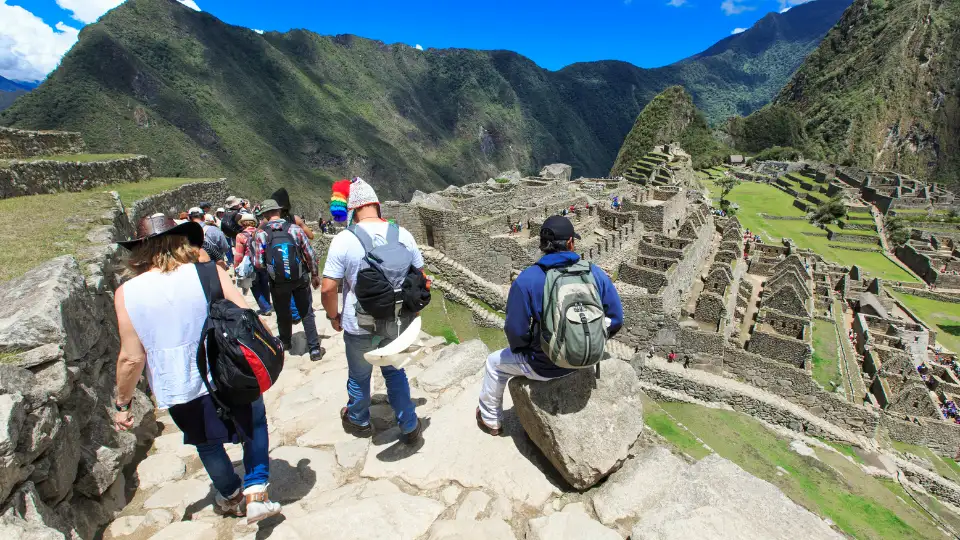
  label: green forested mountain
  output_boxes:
[739,0,960,185]
[610,87,723,176]
[0,0,848,206]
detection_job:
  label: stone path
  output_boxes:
[101,290,844,540]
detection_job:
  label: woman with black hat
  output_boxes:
[111,215,282,524]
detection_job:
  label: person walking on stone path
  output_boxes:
[476,215,624,436]
[235,212,272,315]
[112,215,282,524]
[320,177,424,444]
[189,207,232,269]
[252,199,325,362]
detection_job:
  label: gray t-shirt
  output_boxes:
[322,221,424,335]
[201,223,231,262]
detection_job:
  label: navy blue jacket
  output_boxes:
[505,251,624,378]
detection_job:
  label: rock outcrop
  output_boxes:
[538,163,572,182]
[509,359,644,490]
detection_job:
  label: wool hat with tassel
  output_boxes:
[344,177,381,224]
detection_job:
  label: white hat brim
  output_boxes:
[363,316,423,369]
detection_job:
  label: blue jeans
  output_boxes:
[195,398,269,496]
[252,269,272,313]
[343,331,418,434]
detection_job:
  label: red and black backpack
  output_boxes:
[195,262,284,413]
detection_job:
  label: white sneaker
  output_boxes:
[215,488,245,517]
[244,484,282,525]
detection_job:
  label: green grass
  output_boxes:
[0,190,115,282]
[101,177,218,205]
[891,440,960,484]
[702,179,917,282]
[811,320,841,389]
[419,294,507,351]
[641,396,711,459]
[820,440,865,464]
[646,400,947,539]
[890,292,960,353]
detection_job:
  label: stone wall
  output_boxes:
[0,127,84,159]
[0,156,152,199]
[882,413,960,457]
[747,330,811,367]
[0,197,159,539]
[722,345,880,438]
[128,179,228,224]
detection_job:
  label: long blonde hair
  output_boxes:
[125,235,200,277]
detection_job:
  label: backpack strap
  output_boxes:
[196,261,223,302]
[194,262,235,422]
[385,222,400,244]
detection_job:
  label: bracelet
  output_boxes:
[114,399,133,412]
[326,313,341,321]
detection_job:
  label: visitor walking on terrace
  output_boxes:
[112,215,282,523]
[321,177,425,445]
[252,199,325,362]
[190,207,232,268]
[476,215,624,436]
[234,212,272,315]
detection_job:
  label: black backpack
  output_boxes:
[220,210,244,238]
[265,222,305,284]
[195,262,284,413]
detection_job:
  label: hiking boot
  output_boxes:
[215,488,245,518]
[244,484,281,525]
[310,347,325,362]
[476,407,502,437]
[400,418,423,445]
[340,407,373,438]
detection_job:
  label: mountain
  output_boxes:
[0,76,36,112]
[610,86,723,176]
[749,0,960,184]
[0,0,849,206]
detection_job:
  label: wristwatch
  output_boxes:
[114,399,132,412]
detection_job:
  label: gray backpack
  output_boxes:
[348,223,416,339]
[540,260,608,369]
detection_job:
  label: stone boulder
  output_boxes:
[539,164,573,182]
[508,359,644,490]
[527,510,620,540]
[415,340,489,394]
[410,190,456,211]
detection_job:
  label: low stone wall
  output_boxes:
[890,286,960,304]
[0,156,152,199]
[128,179,227,225]
[0,126,84,159]
[746,330,811,368]
[722,345,880,438]
[0,197,159,538]
[882,412,960,458]
[422,248,507,311]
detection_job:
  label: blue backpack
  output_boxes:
[265,222,304,284]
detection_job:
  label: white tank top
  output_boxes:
[122,263,209,409]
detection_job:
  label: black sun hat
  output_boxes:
[540,215,581,241]
[119,215,204,250]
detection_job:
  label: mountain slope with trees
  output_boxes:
[0,0,849,205]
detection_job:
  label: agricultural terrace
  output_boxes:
[701,179,917,282]
[891,291,960,353]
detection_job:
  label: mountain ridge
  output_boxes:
[0,0,850,206]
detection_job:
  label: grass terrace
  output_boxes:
[0,176,217,282]
[811,320,842,389]
[0,154,138,167]
[420,294,506,351]
[890,291,960,353]
[701,179,917,282]
[642,397,955,538]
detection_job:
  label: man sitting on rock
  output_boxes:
[476,215,624,436]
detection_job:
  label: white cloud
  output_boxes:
[778,0,812,12]
[720,0,753,15]
[731,27,747,34]
[253,29,264,35]
[415,44,423,51]
[667,0,687,6]
[56,0,199,24]
[0,1,79,81]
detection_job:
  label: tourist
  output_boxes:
[215,207,225,227]
[648,344,656,359]
[175,211,189,225]
[199,201,213,216]
[234,213,272,315]
[683,354,691,369]
[475,215,623,436]
[189,207,232,268]
[112,215,281,523]
[220,196,246,247]
[516,220,523,233]
[668,350,676,363]
[320,178,424,444]
[252,199,325,361]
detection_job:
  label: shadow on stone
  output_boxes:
[374,418,431,462]
[268,458,318,504]
[255,513,287,539]
[289,331,308,356]
[502,407,572,494]
[183,485,216,519]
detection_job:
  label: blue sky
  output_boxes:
[1,0,814,81]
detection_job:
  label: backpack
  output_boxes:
[539,260,608,369]
[195,262,284,413]
[235,231,254,279]
[265,222,305,284]
[221,210,243,238]
[348,223,430,338]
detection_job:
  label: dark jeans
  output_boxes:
[271,279,320,351]
[252,269,272,313]
[195,398,269,496]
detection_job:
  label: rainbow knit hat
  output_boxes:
[330,179,351,222]
[346,177,380,224]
